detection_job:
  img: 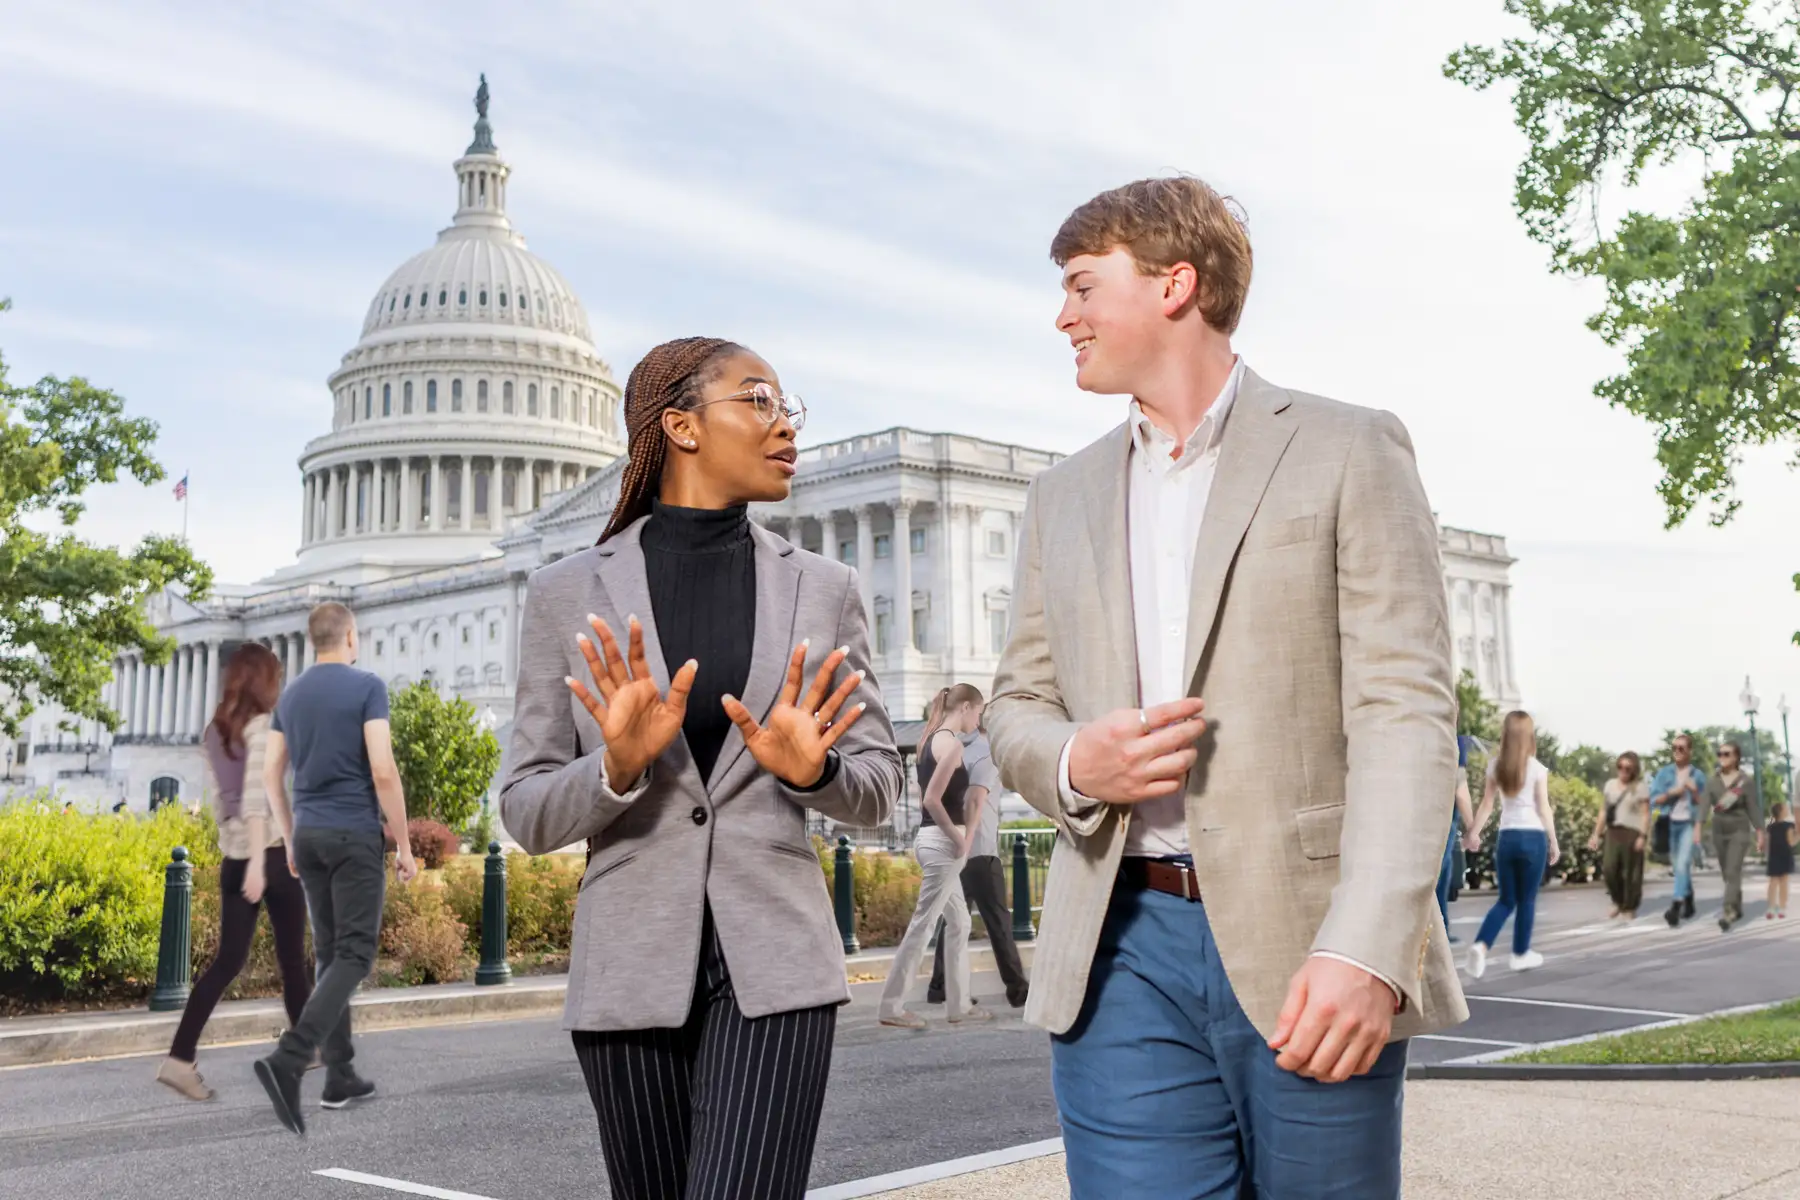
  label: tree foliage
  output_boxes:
[1447,2,1800,547]
[0,298,211,740]
[1456,669,1503,742]
[387,681,502,831]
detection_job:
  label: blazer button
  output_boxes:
[691,807,708,826]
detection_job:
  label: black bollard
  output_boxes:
[149,845,193,1011]
[1011,833,1035,943]
[834,835,859,955]
[475,841,512,986]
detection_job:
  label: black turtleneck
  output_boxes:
[642,501,757,784]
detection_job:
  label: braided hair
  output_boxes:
[598,336,744,544]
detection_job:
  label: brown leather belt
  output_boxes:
[1118,856,1202,902]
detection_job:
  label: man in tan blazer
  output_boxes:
[986,177,1467,1198]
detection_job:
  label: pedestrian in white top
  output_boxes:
[1466,711,1560,977]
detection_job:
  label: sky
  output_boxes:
[3,0,1799,757]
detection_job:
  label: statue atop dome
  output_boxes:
[467,74,497,155]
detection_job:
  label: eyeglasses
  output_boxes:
[690,382,807,431]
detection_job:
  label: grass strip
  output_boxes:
[1508,999,1800,1065]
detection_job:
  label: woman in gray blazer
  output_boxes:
[500,337,901,1200]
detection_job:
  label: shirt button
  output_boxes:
[691,807,708,826]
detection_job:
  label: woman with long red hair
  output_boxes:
[156,643,312,1100]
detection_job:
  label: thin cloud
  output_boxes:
[1,307,157,351]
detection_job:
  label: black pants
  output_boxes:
[170,846,311,1062]
[571,910,836,1200]
[927,855,1029,1006]
[269,826,385,1077]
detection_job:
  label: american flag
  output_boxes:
[173,474,188,501]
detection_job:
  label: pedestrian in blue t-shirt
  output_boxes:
[1648,734,1707,927]
[253,601,416,1136]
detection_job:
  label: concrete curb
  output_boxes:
[1408,1061,1800,1081]
[2,941,1034,1069]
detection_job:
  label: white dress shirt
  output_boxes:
[1054,357,1402,1005]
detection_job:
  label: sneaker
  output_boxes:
[948,1005,994,1024]
[1767,911,1777,921]
[253,1056,305,1137]
[1467,942,1487,979]
[319,1071,376,1110]
[155,1057,214,1102]
[1509,950,1545,971]
[878,1012,927,1030]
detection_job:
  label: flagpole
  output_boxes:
[181,470,189,544]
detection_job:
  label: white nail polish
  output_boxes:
[585,613,600,624]
[801,637,811,649]
[628,613,639,624]
[837,645,849,656]
[563,676,576,686]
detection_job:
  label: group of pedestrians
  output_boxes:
[156,602,417,1137]
[1444,719,1799,980]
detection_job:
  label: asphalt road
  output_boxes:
[4,865,1795,1200]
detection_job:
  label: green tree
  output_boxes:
[388,681,502,830]
[1448,2,1800,632]
[1560,742,1620,791]
[1456,669,1502,742]
[1646,723,1789,806]
[0,298,211,740]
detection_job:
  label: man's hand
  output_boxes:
[1462,829,1481,853]
[395,848,419,885]
[1066,699,1207,805]
[1269,956,1395,1083]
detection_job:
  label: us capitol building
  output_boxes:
[8,85,1524,811]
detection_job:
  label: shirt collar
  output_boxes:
[1130,357,1245,463]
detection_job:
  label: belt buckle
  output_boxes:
[1177,865,1192,901]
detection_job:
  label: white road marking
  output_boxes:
[1414,1034,1523,1047]
[804,1137,1066,1199]
[1463,995,1686,1018]
[314,1169,502,1200]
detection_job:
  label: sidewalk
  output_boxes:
[845,1078,1800,1199]
[1,937,1031,1067]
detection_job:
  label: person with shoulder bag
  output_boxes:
[1586,751,1649,919]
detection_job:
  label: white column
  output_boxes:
[854,505,876,621]
[486,458,500,530]
[893,500,914,655]
[203,640,221,725]
[321,468,337,540]
[460,456,474,531]
[113,657,130,735]
[173,646,190,736]
[399,458,415,532]
[1496,584,1518,699]
[133,655,150,735]
[966,505,982,659]
[505,577,521,687]
[819,511,839,562]
[429,455,444,530]
[302,473,314,544]
[938,501,958,666]
[158,660,176,737]
[288,633,302,682]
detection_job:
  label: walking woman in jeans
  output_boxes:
[156,644,311,1100]
[1466,711,1560,978]
[879,684,991,1029]
[1649,733,1707,926]
[501,337,900,1200]
[1587,751,1650,919]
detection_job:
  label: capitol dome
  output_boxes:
[272,77,626,585]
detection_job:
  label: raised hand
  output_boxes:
[565,614,698,791]
[723,642,865,788]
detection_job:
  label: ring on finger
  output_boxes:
[1138,708,1149,734]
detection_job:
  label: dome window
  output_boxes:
[388,295,396,312]
[404,293,411,309]
[519,292,527,311]
[383,383,392,416]
[426,380,438,413]
[477,379,489,413]
[459,288,468,306]
[503,381,514,414]
[527,383,539,417]
[451,379,463,412]
[404,381,414,414]
[438,289,447,306]
[499,291,508,308]
[479,289,488,306]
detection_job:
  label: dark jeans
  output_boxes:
[1435,819,1459,939]
[1476,829,1548,955]
[269,825,385,1077]
[926,855,1029,1006]
[170,846,311,1062]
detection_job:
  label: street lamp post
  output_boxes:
[1779,695,1793,805]
[1740,677,1764,810]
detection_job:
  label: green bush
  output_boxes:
[0,798,220,996]
[389,681,502,831]
[1462,759,1604,886]
[443,852,581,958]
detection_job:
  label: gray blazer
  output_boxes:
[500,517,902,1031]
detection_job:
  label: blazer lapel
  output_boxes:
[595,518,699,785]
[1181,370,1298,692]
[1083,422,1139,712]
[709,522,803,797]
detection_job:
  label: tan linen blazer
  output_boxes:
[500,518,902,1031]
[987,369,1468,1041]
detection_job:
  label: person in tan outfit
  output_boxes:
[1588,750,1651,919]
[985,176,1467,1199]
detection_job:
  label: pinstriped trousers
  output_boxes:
[571,908,837,1200]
